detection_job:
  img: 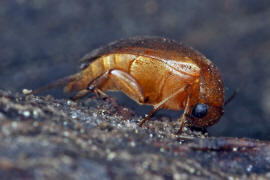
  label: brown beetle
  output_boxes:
[35,36,224,133]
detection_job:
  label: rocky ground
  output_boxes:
[0,89,270,180]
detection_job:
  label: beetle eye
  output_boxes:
[192,104,208,118]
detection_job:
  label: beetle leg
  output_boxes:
[139,105,162,127]
[87,69,145,103]
[139,85,187,127]
[70,88,108,101]
[95,89,108,97]
[176,95,191,134]
[71,89,91,101]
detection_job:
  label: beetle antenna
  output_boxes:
[224,88,239,106]
[31,74,79,95]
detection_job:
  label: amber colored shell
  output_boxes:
[65,36,224,128]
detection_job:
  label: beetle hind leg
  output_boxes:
[70,74,109,101]
[71,89,91,101]
[86,69,145,103]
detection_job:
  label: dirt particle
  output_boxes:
[23,111,31,117]
[107,152,116,161]
[22,89,32,95]
[130,141,136,147]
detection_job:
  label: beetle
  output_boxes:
[35,36,224,134]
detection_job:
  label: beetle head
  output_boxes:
[187,103,224,127]
[188,62,224,127]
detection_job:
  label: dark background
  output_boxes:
[1,0,270,140]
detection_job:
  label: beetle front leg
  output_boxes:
[176,87,192,134]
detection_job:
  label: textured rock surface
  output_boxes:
[0,90,270,180]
